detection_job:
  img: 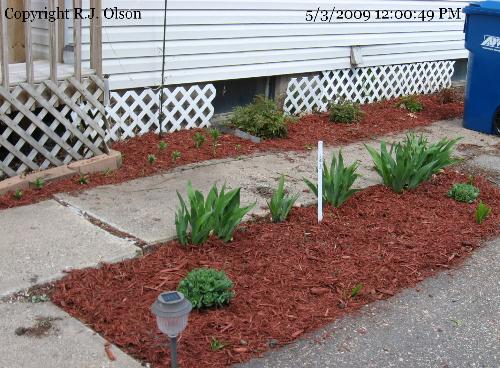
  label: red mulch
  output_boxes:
[0,94,463,210]
[51,170,499,368]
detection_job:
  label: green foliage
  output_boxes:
[77,175,89,185]
[230,95,288,139]
[31,294,49,303]
[171,151,181,162]
[267,175,299,222]
[304,150,360,207]
[175,182,254,245]
[475,201,492,224]
[13,190,23,200]
[178,268,234,309]
[193,132,206,149]
[447,183,480,203]
[210,337,227,351]
[397,95,423,113]
[33,178,44,189]
[210,129,221,156]
[147,154,157,165]
[365,134,461,193]
[158,141,168,150]
[329,101,364,123]
[350,283,363,298]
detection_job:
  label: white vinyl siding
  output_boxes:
[54,0,473,89]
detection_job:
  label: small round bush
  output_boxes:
[178,268,234,309]
[447,183,480,203]
[329,101,363,123]
[397,95,423,113]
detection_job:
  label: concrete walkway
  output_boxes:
[0,118,498,367]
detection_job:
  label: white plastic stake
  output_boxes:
[317,141,324,223]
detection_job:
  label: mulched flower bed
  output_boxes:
[0,93,463,210]
[51,170,499,368]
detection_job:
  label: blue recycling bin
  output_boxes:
[463,1,500,135]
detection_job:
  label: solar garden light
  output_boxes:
[151,291,192,368]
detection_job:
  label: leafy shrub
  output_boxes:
[175,182,254,245]
[158,141,168,150]
[147,154,156,164]
[13,190,23,200]
[77,175,89,185]
[267,175,299,222]
[365,134,461,193]
[475,201,492,224]
[193,132,206,149]
[329,101,363,123]
[230,95,288,139]
[209,129,220,156]
[304,150,360,207]
[178,268,234,309]
[397,95,423,113]
[448,183,480,203]
[33,177,44,189]
[171,151,181,162]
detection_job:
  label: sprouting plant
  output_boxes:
[147,154,157,165]
[158,141,168,150]
[397,95,423,113]
[350,283,363,298]
[267,175,299,222]
[447,183,480,203]
[210,129,221,157]
[304,150,360,207]
[177,268,234,309]
[210,337,227,352]
[328,100,364,123]
[475,201,492,224]
[31,294,49,303]
[77,175,89,185]
[365,134,461,193]
[193,132,206,149]
[33,177,44,189]
[172,151,181,162]
[13,189,23,200]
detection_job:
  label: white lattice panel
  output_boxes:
[0,76,107,178]
[106,84,216,141]
[284,61,456,115]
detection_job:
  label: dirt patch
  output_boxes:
[51,171,498,368]
[0,94,463,210]
[15,316,61,338]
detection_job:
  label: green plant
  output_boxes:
[147,154,157,165]
[193,132,206,149]
[77,175,89,185]
[267,175,299,222]
[397,95,423,113]
[210,337,227,351]
[177,268,234,309]
[13,190,23,200]
[31,294,49,303]
[33,177,44,189]
[158,141,168,150]
[475,201,492,224]
[210,128,221,156]
[304,150,360,207]
[230,95,288,139]
[175,182,254,245]
[328,101,364,123]
[172,151,181,162]
[447,183,480,203]
[365,134,461,193]
[350,283,363,298]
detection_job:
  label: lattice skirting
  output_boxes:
[106,84,216,142]
[284,60,456,115]
[0,76,107,178]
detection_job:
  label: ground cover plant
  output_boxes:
[329,101,364,123]
[51,171,499,368]
[304,150,360,207]
[397,95,423,113]
[448,182,480,203]
[267,175,299,222]
[366,133,461,193]
[0,93,464,210]
[177,268,234,309]
[475,201,492,224]
[230,95,288,139]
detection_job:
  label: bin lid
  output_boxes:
[464,1,500,15]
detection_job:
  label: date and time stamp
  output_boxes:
[306,7,463,22]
